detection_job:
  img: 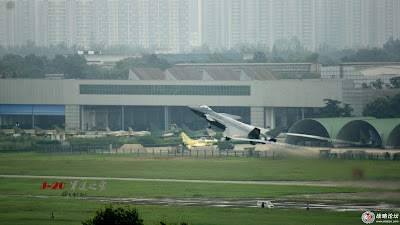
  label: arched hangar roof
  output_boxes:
[367,118,400,148]
[286,117,400,148]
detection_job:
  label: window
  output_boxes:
[80,84,250,96]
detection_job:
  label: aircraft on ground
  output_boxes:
[128,127,151,136]
[33,126,56,136]
[188,105,285,145]
[150,123,181,138]
[106,127,151,137]
[13,126,35,135]
[0,128,15,135]
[181,132,218,149]
[106,127,129,136]
[55,127,86,136]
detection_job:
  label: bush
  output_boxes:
[82,204,143,225]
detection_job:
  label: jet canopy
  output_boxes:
[200,105,212,111]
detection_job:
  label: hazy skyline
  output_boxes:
[1,0,399,53]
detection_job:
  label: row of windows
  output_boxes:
[80,85,250,96]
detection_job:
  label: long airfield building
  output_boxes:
[0,66,372,133]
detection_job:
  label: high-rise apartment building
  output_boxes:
[1,0,399,52]
[0,0,189,53]
[198,0,400,51]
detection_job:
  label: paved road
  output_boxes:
[1,174,400,189]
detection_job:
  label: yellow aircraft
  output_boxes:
[181,132,218,149]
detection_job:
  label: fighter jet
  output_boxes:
[55,126,86,136]
[0,128,15,135]
[128,127,151,136]
[33,126,56,136]
[188,105,285,145]
[13,126,35,135]
[181,132,218,149]
[106,127,129,136]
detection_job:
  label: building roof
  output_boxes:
[242,68,277,80]
[204,68,240,80]
[176,63,314,66]
[166,68,202,80]
[130,68,165,80]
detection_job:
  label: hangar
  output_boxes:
[0,67,371,132]
[286,117,400,149]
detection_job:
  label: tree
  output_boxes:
[362,83,370,89]
[2,54,24,78]
[390,94,400,118]
[82,204,144,225]
[318,99,353,117]
[251,51,267,63]
[389,77,400,88]
[342,103,354,117]
[383,37,400,60]
[65,54,88,79]
[350,48,393,62]
[305,53,319,63]
[369,79,384,89]
[363,96,393,118]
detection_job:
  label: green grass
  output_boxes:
[0,177,383,199]
[1,152,399,224]
[1,153,400,181]
[0,197,365,225]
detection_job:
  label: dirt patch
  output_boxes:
[288,192,400,200]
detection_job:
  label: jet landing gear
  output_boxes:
[269,138,277,142]
[225,137,231,141]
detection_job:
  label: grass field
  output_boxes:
[1,153,400,181]
[0,177,382,199]
[0,197,364,225]
[1,152,399,224]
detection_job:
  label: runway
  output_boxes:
[1,194,399,212]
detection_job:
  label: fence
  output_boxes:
[1,144,399,161]
[0,144,281,159]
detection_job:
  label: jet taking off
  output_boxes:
[188,105,285,145]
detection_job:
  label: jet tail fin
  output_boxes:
[13,126,22,133]
[248,128,261,139]
[55,126,63,132]
[266,125,286,138]
[106,127,112,133]
[181,132,193,143]
[206,128,216,137]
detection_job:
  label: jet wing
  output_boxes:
[219,113,242,120]
[225,126,248,139]
[286,133,357,144]
[229,137,298,147]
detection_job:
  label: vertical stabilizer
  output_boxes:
[106,127,112,133]
[181,132,193,142]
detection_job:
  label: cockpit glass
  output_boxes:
[200,105,211,111]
